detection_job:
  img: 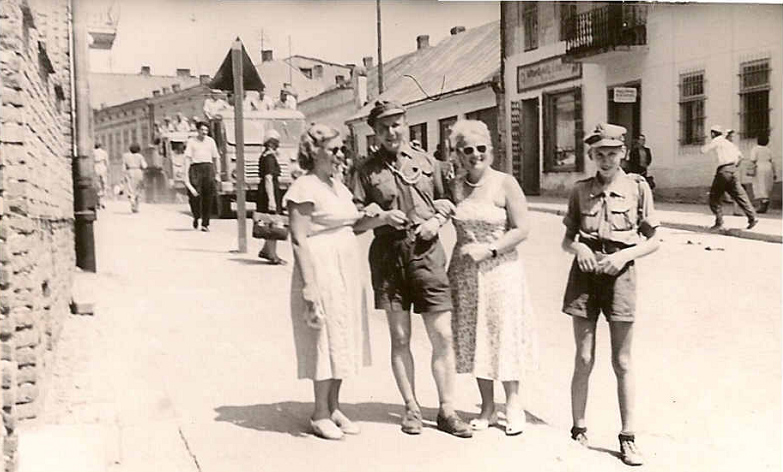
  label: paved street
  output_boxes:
[22,200,781,472]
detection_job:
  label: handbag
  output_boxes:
[252,212,289,240]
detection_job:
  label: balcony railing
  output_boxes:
[565,4,648,57]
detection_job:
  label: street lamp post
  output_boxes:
[231,39,247,253]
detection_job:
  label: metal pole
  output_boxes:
[71,0,97,272]
[231,39,247,253]
[287,35,292,84]
[377,0,384,94]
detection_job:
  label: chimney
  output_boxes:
[335,75,346,86]
[152,90,161,97]
[176,68,191,78]
[416,35,430,50]
[140,65,151,75]
[362,56,374,69]
[313,64,323,79]
[261,49,274,62]
[172,83,181,92]
[450,26,466,35]
[199,74,210,85]
[161,86,170,94]
[353,66,368,109]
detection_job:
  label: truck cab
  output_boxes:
[210,109,305,217]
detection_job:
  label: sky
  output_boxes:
[86,0,501,76]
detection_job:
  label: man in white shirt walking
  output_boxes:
[701,125,757,230]
[184,121,222,231]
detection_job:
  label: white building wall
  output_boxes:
[350,86,497,156]
[504,2,782,199]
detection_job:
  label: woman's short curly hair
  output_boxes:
[449,119,492,152]
[298,123,339,171]
[129,143,141,154]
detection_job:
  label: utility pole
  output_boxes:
[71,0,97,272]
[377,0,384,94]
[231,39,247,253]
[287,35,292,84]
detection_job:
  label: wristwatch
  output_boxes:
[489,245,498,258]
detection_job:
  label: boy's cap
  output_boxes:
[368,100,405,127]
[584,123,626,147]
[710,124,724,134]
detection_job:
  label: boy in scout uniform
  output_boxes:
[353,101,471,438]
[561,123,660,466]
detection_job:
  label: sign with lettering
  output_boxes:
[517,57,582,93]
[613,87,638,103]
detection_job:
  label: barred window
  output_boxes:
[679,71,705,145]
[739,59,770,139]
[522,3,538,51]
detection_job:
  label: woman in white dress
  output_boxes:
[447,120,538,436]
[749,135,776,213]
[284,124,372,440]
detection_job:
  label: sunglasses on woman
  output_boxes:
[327,146,348,156]
[461,145,488,155]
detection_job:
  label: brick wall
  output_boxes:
[0,0,75,470]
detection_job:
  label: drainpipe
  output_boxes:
[70,0,97,272]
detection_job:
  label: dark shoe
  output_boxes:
[619,434,644,466]
[201,226,210,232]
[401,407,423,435]
[259,250,287,265]
[192,218,199,229]
[746,218,759,230]
[758,200,769,214]
[571,426,589,447]
[436,412,473,438]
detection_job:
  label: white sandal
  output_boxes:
[470,411,499,431]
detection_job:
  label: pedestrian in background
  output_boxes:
[446,120,538,436]
[352,101,471,438]
[701,125,757,230]
[93,143,109,209]
[627,134,654,190]
[256,129,286,265]
[175,113,191,132]
[285,123,372,440]
[122,143,147,213]
[561,123,660,466]
[203,90,229,119]
[749,134,776,213]
[184,121,221,232]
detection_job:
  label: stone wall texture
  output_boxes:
[0,0,75,470]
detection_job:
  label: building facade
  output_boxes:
[502,2,782,205]
[1,0,77,469]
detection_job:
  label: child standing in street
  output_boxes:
[561,123,660,466]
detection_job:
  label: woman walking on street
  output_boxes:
[122,143,147,213]
[447,120,538,436]
[257,130,286,264]
[750,135,776,213]
[285,124,372,440]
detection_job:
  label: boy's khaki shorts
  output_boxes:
[562,259,636,322]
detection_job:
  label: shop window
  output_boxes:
[739,59,770,139]
[408,122,428,151]
[543,88,583,173]
[678,71,706,145]
[438,116,457,156]
[522,3,538,51]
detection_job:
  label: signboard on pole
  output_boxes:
[613,87,638,103]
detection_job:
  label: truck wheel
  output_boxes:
[215,195,233,219]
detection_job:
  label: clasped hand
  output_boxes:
[575,244,628,275]
[302,285,324,329]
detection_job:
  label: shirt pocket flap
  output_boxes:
[608,198,634,214]
[578,198,601,216]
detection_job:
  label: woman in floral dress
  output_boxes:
[447,120,538,436]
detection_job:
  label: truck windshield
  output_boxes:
[225,119,305,146]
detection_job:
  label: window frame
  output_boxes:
[739,58,771,139]
[542,86,583,174]
[522,2,539,52]
[438,116,458,156]
[408,122,428,151]
[678,70,707,146]
[559,2,577,42]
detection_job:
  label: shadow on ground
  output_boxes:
[214,401,547,438]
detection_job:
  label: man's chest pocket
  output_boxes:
[578,199,602,233]
[608,198,635,231]
[369,172,397,205]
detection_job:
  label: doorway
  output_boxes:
[607,81,641,147]
[522,98,540,195]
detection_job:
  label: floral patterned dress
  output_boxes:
[448,172,538,381]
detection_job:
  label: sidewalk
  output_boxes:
[527,196,782,244]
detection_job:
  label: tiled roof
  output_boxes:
[254,60,326,102]
[349,20,500,122]
[89,73,201,109]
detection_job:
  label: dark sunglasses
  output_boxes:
[327,146,344,156]
[461,145,488,155]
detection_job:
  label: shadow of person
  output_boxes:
[214,402,476,437]
[587,445,622,461]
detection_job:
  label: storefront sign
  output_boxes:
[613,87,638,103]
[517,57,582,93]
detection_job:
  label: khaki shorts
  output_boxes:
[562,258,636,322]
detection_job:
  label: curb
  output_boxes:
[528,205,783,244]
